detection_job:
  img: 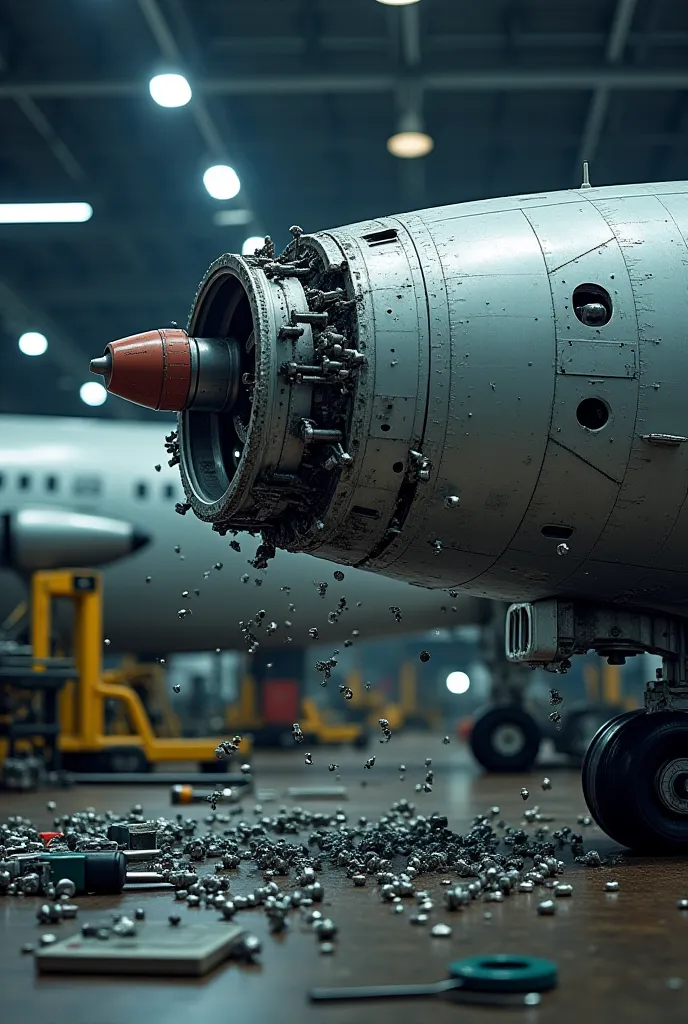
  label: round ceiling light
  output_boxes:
[241,235,266,255]
[203,165,241,200]
[18,331,48,356]
[446,671,471,694]
[80,381,108,407]
[149,73,192,108]
[387,130,434,159]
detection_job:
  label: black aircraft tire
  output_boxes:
[582,709,688,852]
[469,706,541,773]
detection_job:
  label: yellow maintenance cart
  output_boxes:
[103,657,182,740]
[398,660,440,730]
[343,669,404,732]
[343,662,438,733]
[226,672,368,748]
[1,569,250,774]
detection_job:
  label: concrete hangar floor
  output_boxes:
[1,732,686,1024]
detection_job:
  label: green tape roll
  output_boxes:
[449,954,558,993]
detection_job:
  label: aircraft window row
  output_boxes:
[0,471,177,502]
[73,476,102,496]
[132,481,178,501]
[6,473,103,495]
[0,473,101,493]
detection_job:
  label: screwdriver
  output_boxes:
[170,784,241,805]
[6,850,172,896]
[309,954,558,1006]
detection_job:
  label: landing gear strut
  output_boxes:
[507,598,688,852]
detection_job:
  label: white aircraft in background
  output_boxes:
[0,415,487,655]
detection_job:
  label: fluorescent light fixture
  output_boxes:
[203,165,241,200]
[376,0,421,5]
[0,202,93,224]
[80,381,107,407]
[241,235,266,255]
[213,209,253,227]
[149,73,192,108]
[387,130,434,159]
[18,331,48,356]
[446,670,470,695]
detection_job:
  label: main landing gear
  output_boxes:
[582,709,688,852]
[469,702,620,773]
[506,598,688,852]
[469,706,542,773]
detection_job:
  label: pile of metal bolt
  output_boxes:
[3,797,687,959]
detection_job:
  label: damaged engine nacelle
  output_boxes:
[93,182,688,615]
[179,227,441,579]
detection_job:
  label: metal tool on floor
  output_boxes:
[69,772,254,786]
[309,954,558,1006]
[286,785,348,799]
[107,821,158,848]
[5,849,172,895]
[171,783,241,805]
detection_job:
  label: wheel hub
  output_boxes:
[491,724,526,757]
[655,758,688,815]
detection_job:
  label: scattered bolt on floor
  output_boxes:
[0,729,643,988]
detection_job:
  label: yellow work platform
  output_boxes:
[25,569,251,772]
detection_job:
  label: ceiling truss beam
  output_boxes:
[574,0,640,176]
[3,68,688,100]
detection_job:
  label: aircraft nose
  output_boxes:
[1,510,155,572]
[132,528,151,552]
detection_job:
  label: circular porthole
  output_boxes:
[576,397,610,431]
[573,284,613,326]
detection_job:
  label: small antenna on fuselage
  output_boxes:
[580,161,591,189]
